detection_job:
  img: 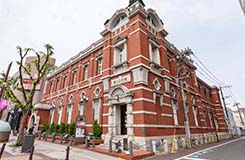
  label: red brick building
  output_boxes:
[42,0,228,150]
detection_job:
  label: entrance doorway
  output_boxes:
[115,104,127,135]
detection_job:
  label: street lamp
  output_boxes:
[49,104,56,125]
[75,92,88,144]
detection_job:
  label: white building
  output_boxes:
[233,107,245,135]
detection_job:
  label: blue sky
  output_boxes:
[0,0,244,108]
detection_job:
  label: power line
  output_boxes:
[190,53,240,106]
[191,54,227,86]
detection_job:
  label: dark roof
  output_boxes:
[129,0,145,7]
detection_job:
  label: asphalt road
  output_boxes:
[175,137,245,160]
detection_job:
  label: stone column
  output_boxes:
[108,105,114,138]
[127,103,134,141]
[113,105,117,135]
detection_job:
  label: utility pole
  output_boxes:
[219,86,232,134]
[219,86,231,120]
[177,48,193,149]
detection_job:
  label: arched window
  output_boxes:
[113,15,127,28]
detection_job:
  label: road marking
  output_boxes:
[183,158,209,160]
[174,137,244,160]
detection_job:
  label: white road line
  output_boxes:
[183,158,209,160]
[174,137,244,160]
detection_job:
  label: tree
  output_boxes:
[2,44,54,146]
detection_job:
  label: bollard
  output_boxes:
[85,136,89,148]
[195,138,199,145]
[174,139,178,151]
[92,136,95,147]
[70,136,73,146]
[181,138,186,148]
[38,134,41,140]
[152,141,157,153]
[52,133,56,143]
[29,145,35,160]
[42,133,45,140]
[65,146,70,160]
[0,143,6,159]
[129,141,133,157]
[109,139,112,153]
[44,133,48,141]
[60,134,64,144]
[149,140,153,153]
[163,140,168,153]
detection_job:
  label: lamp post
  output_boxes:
[75,92,88,144]
[49,104,56,125]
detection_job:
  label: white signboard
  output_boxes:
[75,128,85,138]
[111,74,131,86]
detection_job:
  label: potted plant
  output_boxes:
[90,120,103,145]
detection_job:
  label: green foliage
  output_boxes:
[59,123,66,134]
[49,123,55,133]
[41,124,49,133]
[92,120,102,139]
[69,123,76,136]
[65,124,69,134]
[55,124,60,133]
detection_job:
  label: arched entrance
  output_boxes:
[106,86,134,142]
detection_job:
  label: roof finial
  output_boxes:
[129,0,145,7]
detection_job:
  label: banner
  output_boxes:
[0,99,9,111]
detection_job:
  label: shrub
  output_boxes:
[92,120,102,139]
[65,124,69,134]
[69,123,76,136]
[41,124,49,133]
[50,123,55,133]
[59,123,66,134]
[55,124,60,133]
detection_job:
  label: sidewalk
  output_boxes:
[0,136,118,160]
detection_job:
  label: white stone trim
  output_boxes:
[162,103,172,107]
[102,113,109,117]
[129,28,148,37]
[133,98,154,103]
[129,86,153,92]
[161,113,173,117]
[128,55,149,63]
[132,111,157,115]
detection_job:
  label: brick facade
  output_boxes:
[42,1,228,149]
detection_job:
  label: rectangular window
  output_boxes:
[93,99,101,123]
[79,103,85,116]
[165,79,170,93]
[208,112,213,128]
[193,106,199,127]
[114,43,126,65]
[149,42,160,65]
[83,64,89,80]
[97,57,103,75]
[63,74,67,88]
[58,106,63,125]
[67,105,73,124]
[49,81,53,93]
[172,100,178,126]
[203,110,207,127]
[167,56,173,74]
[72,70,77,85]
[55,78,60,91]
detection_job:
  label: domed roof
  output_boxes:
[0,120,11,132]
